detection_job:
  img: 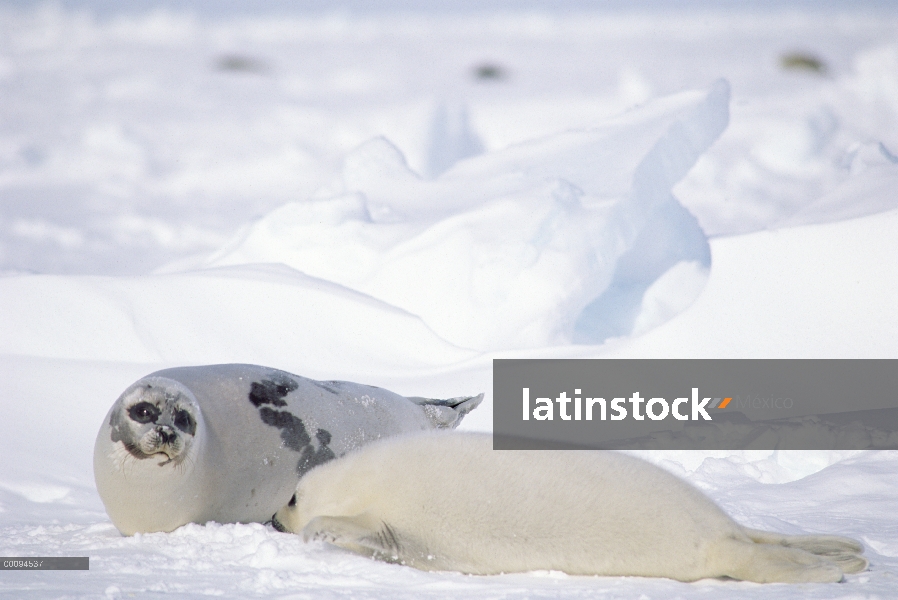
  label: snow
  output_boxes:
[1,1,898,598]
[196,81,726,348]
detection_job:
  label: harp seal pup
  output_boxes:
[93,364,482,535]
[272,431,867,583]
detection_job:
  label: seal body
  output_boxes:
[273,431,867,583]
[93,364,482,535]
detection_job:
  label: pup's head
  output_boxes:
[270,492,301,533]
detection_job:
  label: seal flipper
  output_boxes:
[742,528,868,574]
[714,538,845,583]
[302,514,405,563]
[302,515,444,569]
[302,514,406,562]
[408,393,484,429]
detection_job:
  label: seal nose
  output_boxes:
[156,426,173,445]
[269,514,288,533]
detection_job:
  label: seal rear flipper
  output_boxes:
[302,514,407,563]
[409,393,484,429]
[742,528,868,573]
[715,538,845,583]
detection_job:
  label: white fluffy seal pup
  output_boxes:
[93,364,482,535]
[272,431,867,583]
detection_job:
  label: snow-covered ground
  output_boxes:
[1,1,897,598]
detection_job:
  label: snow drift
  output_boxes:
[198,81,729,349]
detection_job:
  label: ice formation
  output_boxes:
[204,81,729,349]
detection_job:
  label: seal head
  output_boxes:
[108,378,199,467]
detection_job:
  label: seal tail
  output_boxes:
[408,393,484,429]
[743,528,868,574]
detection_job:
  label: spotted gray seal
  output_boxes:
[93,364,482,535]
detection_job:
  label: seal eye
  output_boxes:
[173,408,196,436]
[288,493,297,507]
[128,401,160,424]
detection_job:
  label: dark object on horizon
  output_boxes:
[473,62,506,81]
[780,52,827,75]
[216,54,269,74]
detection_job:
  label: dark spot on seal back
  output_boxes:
[249,375,298,408]
[296,430,336,476]
[256,406,336,477]
[259,407,311,451]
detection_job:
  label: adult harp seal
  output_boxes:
[93,364,482,535]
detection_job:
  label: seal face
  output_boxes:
[109,382,199,466]
[93,364,483,536]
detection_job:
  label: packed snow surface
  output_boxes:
[1,1,898,598]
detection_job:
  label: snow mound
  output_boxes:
[199,81,729,350]
[678,42,898,236]
[597,207,898,359]
[0,264,472,372]
[423,102,485,178]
